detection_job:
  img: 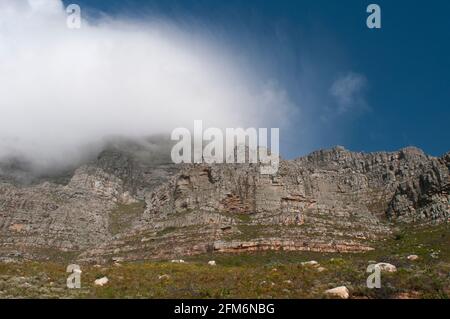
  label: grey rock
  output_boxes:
[0,143,448,262]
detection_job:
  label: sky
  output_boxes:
[65,0,449,158]
[0,0,449,173]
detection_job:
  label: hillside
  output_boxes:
[0,143,448,264]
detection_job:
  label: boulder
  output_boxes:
[301,261,319,267]
[94,277,109,286]
[325,286,349,299]
[375,263,397,273]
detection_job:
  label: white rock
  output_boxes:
[407,255,419,261]
[171,259,185,263]
[375,263,397,273]
[208,260,216,266]
[301,260,319,267]
[94,277,109,286]
[158,274,170,280]
[325,286,349,299]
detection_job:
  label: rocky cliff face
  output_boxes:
[0,143,448,263]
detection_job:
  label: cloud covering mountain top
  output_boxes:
[0,0,294,173]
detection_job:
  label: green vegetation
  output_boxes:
[233,224,269,240]
[156,226,177,237]
[219,211,252,223]
[0,223,448,299]
[108,201,145,235]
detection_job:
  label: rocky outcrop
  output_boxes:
[212,239,374,254]
[387,151,450,222]
[0,143,448,262]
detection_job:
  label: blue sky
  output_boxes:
[63,0,450,158]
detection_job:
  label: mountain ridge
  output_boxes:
[0,143,448,263]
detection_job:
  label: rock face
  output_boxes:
[0,143,448,263]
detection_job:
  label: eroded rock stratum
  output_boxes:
[0,144,448,263]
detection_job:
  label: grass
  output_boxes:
[108,201,146,235]
[156,227,177,236]
[219,211,252,223]
[0,223,448,299]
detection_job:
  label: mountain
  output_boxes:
[0,142,448,263]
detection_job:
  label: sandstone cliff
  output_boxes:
[0,143,448,263]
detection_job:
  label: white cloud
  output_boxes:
[0,0,294,173]
[330,72,369,114]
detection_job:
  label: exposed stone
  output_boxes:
[94,277,109,286]
[375,263,397,273]
[325,286,350,299]
[158,274,170,280]
[301,261,319,267]
[0,143,448,262]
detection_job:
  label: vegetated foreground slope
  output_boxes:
[0,223,448,298]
